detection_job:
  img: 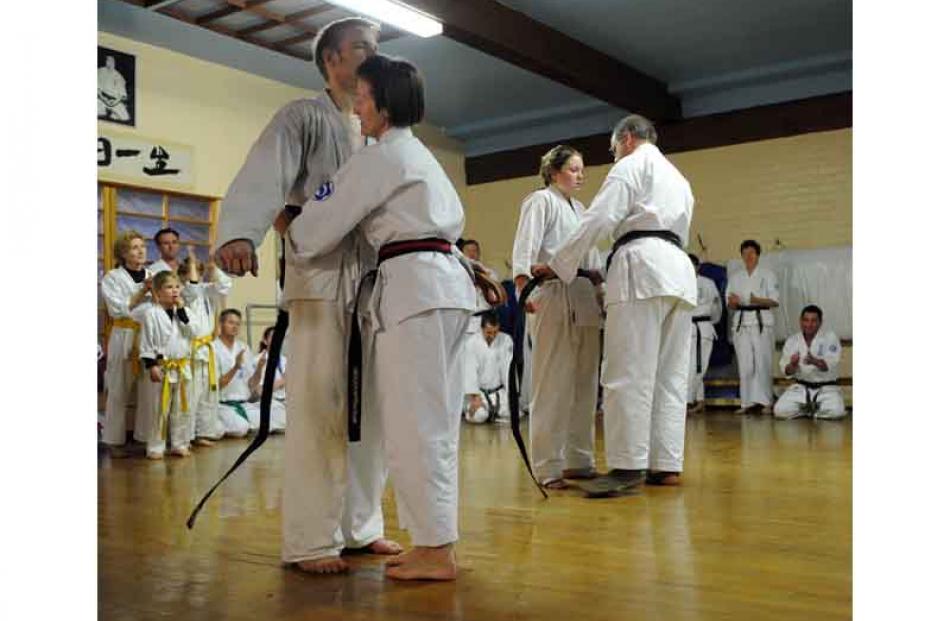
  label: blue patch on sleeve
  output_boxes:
[314,181,334,201]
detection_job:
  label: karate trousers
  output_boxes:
[374,308,468,547]
[528,287,599,483]
[191,359,225,440]
[734,325,775,407]
[774,384,846,419]
[102,326,145,446]
[139,373,193,456]
[603,296,691,473]
[687,329,715,403]
[282,299,387,563]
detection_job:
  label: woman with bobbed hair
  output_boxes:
[289,54,480,581]
[510,145,604,490]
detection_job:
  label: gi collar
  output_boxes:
[378,126,413,144]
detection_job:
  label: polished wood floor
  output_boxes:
[98,413,852,620]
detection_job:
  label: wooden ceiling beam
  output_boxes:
[195,0,274,25]
[407,0,681,120]
[236,5,334,37]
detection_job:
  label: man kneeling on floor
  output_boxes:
[774,304,846,420]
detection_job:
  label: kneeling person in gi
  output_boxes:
[213,309,256,437]
[774,305,846,420]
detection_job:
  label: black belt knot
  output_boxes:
[736,304,768,334]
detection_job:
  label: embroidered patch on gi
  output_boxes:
[829,344,839,353]
[314,181,334,201]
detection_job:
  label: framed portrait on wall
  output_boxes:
[98,46,136,127]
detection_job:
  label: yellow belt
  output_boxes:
[112,317,142,377]
[191,334,217,391]
[159,358,190,441]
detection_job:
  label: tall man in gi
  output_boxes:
[726,240,779,414]
[534,114,697,489]
[214,18,399,575]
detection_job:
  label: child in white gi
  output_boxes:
[180,247,232,445]
[137,270,195,459]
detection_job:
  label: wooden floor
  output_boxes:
[98,413,852,620]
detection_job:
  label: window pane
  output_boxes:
[117,188,164,216]
[168,196,210,221]
[117,214,163,240]
[175,221,210,243]
[184,243,210,262]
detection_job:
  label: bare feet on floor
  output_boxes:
[169,447,191,458]
[295,557,349,574]
[541,478,569,489]
[193,438,215,447]
[384,545,457,581]
[562,467,598,480]
[364,538,403,555]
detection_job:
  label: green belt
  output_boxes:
[221,400,249,421]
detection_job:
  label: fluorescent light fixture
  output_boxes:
[324,0,443,38]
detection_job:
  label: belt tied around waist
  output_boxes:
[605,229,683,273]
[158,357,190,441]
[735,304,769,334]
[347,238,454,442]
[691,315,712,374]
[191,334,217,391]
[112,317,142,377]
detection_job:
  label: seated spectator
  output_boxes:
[249,325,288,433]
[774,305,846,420]
[213,309,255,437]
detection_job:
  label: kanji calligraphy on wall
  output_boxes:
[97,130,194,189]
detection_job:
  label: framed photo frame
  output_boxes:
[98,46,136,127]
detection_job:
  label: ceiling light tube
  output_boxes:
[324,0,443,38]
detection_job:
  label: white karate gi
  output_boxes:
[217,92,386,561]
[100,266,151,447]
[97,62,130,121]
[213,337,256,437]
[462,334,509,424]
[774,330,846,419]
[148,259,177,276]
[688,275,722,402]
[137,304,195,455]
[183,269,232,441]
[550,142,697,473]
[726,266,780,407]
[512,186,602,482]
[289,126,476,547]
[251,350,288,432]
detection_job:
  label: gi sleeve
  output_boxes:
[177,307,196,338]
[101,272,137,319]
[138,310,162,361]
[823,332,842,373]
[287,149,397,263]
[779,337,798,376]
[550,176,632,284]
[764,269,780,304]
[510,193,548,280]
[210,267,233,297]
[216,104,312,250]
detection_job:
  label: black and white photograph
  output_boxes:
[97,45,135,126]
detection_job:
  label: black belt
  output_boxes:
[507,268,599,499]
[736,305,768,334]
[795,379,839,413]
[348,238,453,442]
[605,229,682,273]
[480,385,504,423]
[691,315,711,374]
[472,309,493,318]
[188,225,295,529]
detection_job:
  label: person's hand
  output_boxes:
[273,210,294,236]
[215,239,258,277]
[256,354,267,370]
[727,293,741,309]
[467,394,484,416]
[530,264,556,281]
[790,352,801,366]
[236,349,246,368]
[149,366,163,383]
[143,276,153,291]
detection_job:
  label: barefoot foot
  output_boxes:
[364,538,403,555]
[384,545,457,581]
[294,556,349,574]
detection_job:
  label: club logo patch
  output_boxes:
[314,181,334,201]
